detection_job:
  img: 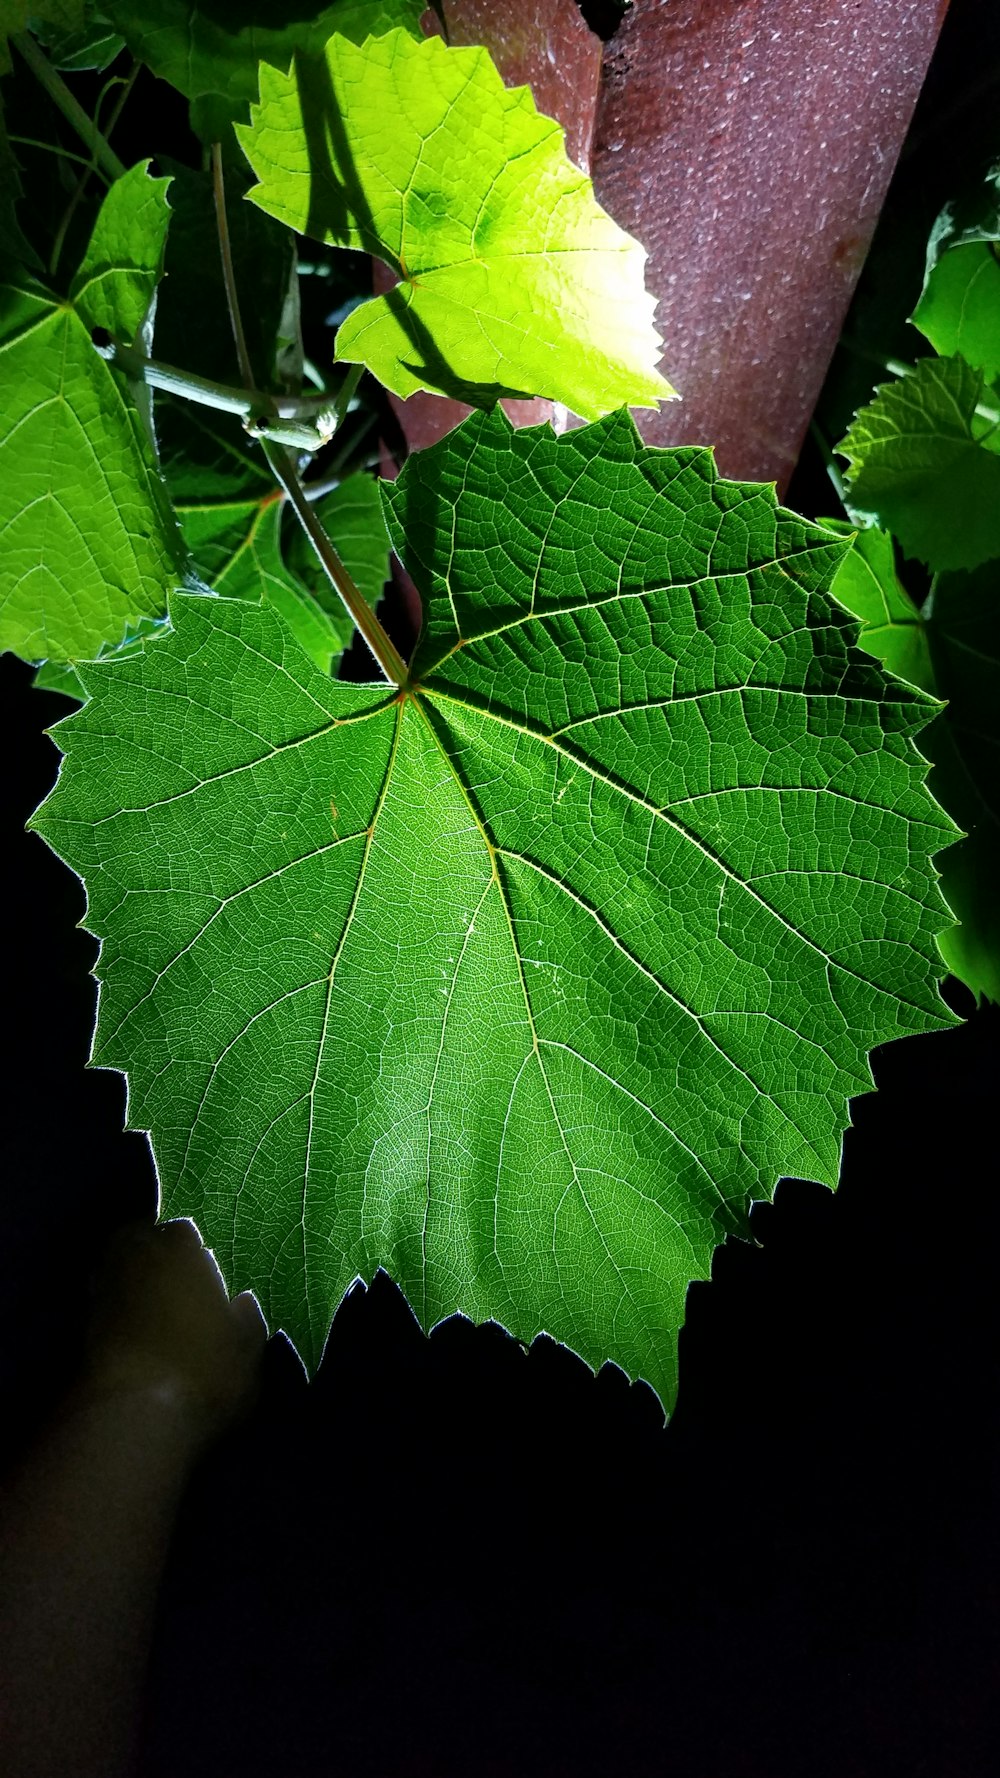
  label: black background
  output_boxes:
[2,4,998,1773]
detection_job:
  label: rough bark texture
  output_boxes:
[591,0,949,489]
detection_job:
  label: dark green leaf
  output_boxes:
[104,0,426,139]
[924,564,1000,1003]
[28,3,124,70]
[152,161,294,505]
[838,355,1000,572]
[33,411,955,1412]
[912,163,1000,381]
[0,90,42,271]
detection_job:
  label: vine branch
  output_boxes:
[13,33,126,184]
[92,332,341,449]
[209,144,407,689]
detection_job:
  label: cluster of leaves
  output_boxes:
[0,2,961,1413]
[830,161,1000,1004]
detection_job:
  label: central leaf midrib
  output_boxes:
[405,689,641,1312]
[301,697,407,1323]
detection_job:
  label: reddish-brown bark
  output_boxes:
[591,0,950,488]
[386,1,948,493]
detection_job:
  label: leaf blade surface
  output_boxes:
[104,0,426,138]
[34,412,956,1410]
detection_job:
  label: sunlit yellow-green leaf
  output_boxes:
[237,29,673,420]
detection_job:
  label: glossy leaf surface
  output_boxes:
[237,29,673,420]
[34,411,955,1412]
[0,162,185,665]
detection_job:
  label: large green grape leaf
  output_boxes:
[104,0,426,139]
[912,164,1000,381]
[838,355,1000,573]
[0,162,186,665]
[237,29,673,420]
[33,410,955,1413]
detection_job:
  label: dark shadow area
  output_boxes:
[574,0,629,42]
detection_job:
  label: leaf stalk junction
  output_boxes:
[91,331,346,452]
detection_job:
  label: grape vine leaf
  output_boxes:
[27,2,124,71]
[817,525,999,1004]
[179,472,389,674]
[104,0,427,140]
[824,520,934,692]
[838,355,1000,573]
[33,409,956,1413]
[237,28,674,421]
[283,472,391,639]
[0,161,186,666]
[923,565,1000,1003]
[0,1,85,73]
[912,163,1000,381]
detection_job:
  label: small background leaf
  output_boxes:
[824,519,935,692]
[924,564,1000,1003]
[838,354,1000,571]
[179,472,389,675]
[153,161,295,505]
[912,162,1000,379]
[0,91,42,270]
[822,524,1000,1004]
[0,162,185,665]
[284,472,390,642]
